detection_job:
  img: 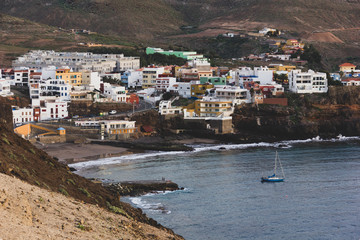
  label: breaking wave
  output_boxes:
[69,135,360,170]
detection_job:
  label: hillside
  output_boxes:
[0,0,183,39]
[0,13,137,67]
[0,96,182,239]
[0,172,181,239]
[1,1,360,68]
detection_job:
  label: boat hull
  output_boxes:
[261,177,284,182]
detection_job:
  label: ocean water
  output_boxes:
[72,136,360,240]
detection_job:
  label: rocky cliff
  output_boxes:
[232,86,360,141]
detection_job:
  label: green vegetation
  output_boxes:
[102,76,125,86]
[78,188,91,198]
[29,149,36,154]
[106,202,132,219]
[59,187,69,196]
[66,179,76,185]
[2,137,10,145]
[301,44,322,71]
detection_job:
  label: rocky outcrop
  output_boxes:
[232,87,360,140]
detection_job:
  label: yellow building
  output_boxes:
[194,97,233,118]
[55,69,83,87]
[191,84,214,99]
[339,63,356,72]
[269,65,297,72]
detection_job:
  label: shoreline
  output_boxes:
[36,134,360,166]
[36,137,221,165]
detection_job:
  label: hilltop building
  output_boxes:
[13,50,140,73]
[146,47,205,61]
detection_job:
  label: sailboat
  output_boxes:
[261,151,285,182]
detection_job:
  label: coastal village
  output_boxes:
[0,28,358,143]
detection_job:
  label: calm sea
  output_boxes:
[71,136,360,240]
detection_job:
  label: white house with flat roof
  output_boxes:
[289,69,328,93]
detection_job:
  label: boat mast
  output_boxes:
[278,154,285,178]
[274,151,278,175]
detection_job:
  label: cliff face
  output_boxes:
[232,87,360,141]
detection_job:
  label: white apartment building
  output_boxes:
[29,78,71,103]
[289,70,328,93]
[236,66,274,86]
[155,77,176,92]
[81,70,101,90]
[12,50,140,73]
[14,69,31,86]
[122,70,143,89]
[158,100,183,115]
[103,83,127,102]
[215,86,251,105]
[40,100,68,120]
[167,82,191,98]
[142,67,165,88]
[12,106,34,125]
[0,79,13,97]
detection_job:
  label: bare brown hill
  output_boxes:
[0,96,183,239]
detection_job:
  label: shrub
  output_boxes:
[59,188,69,196]
[78,188,91,197]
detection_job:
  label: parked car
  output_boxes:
[109,110,117,115]
[72,115,79,119]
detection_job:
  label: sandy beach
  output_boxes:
[35,142,132,164]
[36,137,220,164]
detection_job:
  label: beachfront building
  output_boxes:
[142,67,165,89]
[289,69,328,93]
[215,86,251,105]
[12,50,140,73]
[103,83,127,102]
[194,96,233,118]
[101,120,137,139]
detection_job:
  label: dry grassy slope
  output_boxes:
[0,96,182,238]
[0,0,184,39]
[0,13,135,67]
[0,172,182,239]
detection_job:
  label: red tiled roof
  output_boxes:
[339,63,356,67]
[341,78,360,82]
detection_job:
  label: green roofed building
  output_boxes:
[200,77,227,85]
[146,47,205,61]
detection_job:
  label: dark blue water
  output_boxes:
[73,138,360,239]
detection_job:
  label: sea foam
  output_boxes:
[69,135,360,170]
